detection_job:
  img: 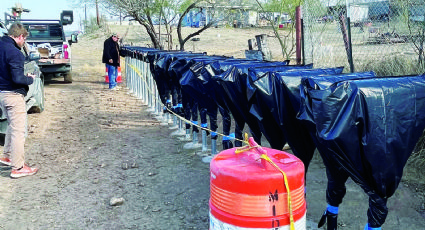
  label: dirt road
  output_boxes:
[0,28,423,229]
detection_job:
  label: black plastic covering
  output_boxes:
[120,46,425,227]
[247,67,345,166]
[175,56,232,134]
[298,74,425,226]
[199,59,265,145]
[150,51,206,104]
[215,63,316,148]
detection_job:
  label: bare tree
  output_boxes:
[176,0,218,50]
[101,0,164,48]
[98,0,231,50]
[396,0,425,66]
[255,0,302,61]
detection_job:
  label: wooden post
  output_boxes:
[296,6,302,65]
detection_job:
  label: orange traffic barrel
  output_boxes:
[105,66,122,83]
[209,137,306,230]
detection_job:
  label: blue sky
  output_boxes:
[0,0,97,31]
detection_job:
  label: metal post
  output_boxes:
[201,130,208,152]
[347,17,355,73]
[127,57,133,93]
[170,118,185,136]
[211,139,217,155]
[142,61,147,104]
[169,115,178,130]
[134,58,139,97]
[184,128,191,141]
[202,138,217,163]
[301,18,305,65]
[183,131,202,149]
[147,68,155,112]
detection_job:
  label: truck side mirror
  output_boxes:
[68,34,78,45]
[60,10,74,25]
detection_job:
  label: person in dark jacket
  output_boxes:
[0,22,38,178]
[102,33,120,90]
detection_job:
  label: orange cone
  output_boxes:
[105,67,109,83]
[105,66,122,83]
[117,66,122,83]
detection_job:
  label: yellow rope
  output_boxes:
[127,62,156,95]
[166,105,248,144]
[235,134,295,230]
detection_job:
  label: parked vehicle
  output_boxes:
[5,11,77,83]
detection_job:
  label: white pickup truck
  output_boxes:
[9,11,77,83]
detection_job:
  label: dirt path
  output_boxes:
[0,30,423,230]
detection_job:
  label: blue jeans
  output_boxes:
[106,64,118,89]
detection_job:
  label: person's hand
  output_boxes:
[27,73,36,79]
[109,59,113,63]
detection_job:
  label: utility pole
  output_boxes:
[96,0,100,26]
[84,4,87,31]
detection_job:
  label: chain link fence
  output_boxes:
[302,0,425,76]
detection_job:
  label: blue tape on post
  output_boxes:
[327,204,339,214]
[201,123,208,128]
[223,133,235,141]
[364,224,381,230]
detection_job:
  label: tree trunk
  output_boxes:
[133,14,161,49]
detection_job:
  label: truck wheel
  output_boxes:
[64,72,73,83]
[29,75,45,113]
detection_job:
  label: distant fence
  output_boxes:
[302,0,425,76]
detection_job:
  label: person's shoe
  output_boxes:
[0,157,12,166]
[10,164,38,178]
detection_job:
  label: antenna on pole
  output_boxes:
[11,3,30,18]
[4,3,30,25]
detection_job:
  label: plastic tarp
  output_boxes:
[298,74,425,227]
[178,56,231,112]
[153,52,207,104]
[177,56,235,135]
[199,59,259,111]
[246,67,344,157]
[147,51,200,104]
[215,63,314,146]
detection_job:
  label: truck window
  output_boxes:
[25,24,63,40]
